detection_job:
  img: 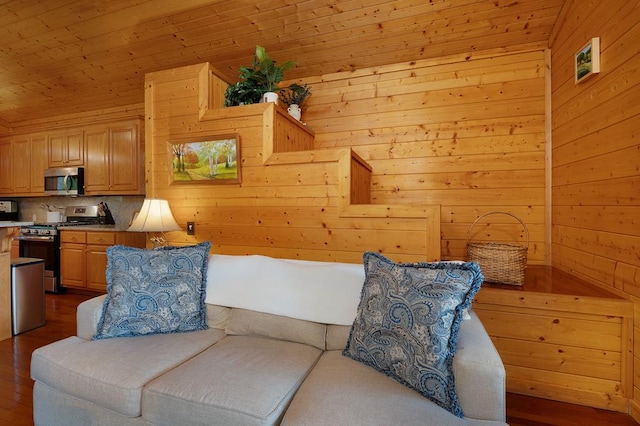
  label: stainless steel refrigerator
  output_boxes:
[11,257,46,335]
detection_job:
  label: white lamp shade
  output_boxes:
[127,199,182,233]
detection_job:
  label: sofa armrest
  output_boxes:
[76,295,107,340]
[453,310,506,422]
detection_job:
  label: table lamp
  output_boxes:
[127,199,182,248]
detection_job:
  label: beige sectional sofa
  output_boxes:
[31,253,507,425]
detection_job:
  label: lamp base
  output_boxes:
[149,235,168,248]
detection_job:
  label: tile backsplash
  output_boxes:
[17,195,145,227]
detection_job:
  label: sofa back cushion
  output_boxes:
[326,325,351,350]
[206,304,231,330]
[205,254,365,325]
[225,308,327,350]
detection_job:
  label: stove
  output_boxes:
[17,205,101,293]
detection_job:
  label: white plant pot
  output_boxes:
[287,104,301,121]
[261,92,279,104]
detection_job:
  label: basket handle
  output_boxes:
[466,211,529,247]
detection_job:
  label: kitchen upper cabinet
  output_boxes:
[0,135,47,196]
[84,127,108,191]
[13,134,47,195]
[0,140,12,193]
[48,130,84,167]
[84,120,143,195]
[1,118,142,197]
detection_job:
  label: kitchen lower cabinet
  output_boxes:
[61,230,146,292]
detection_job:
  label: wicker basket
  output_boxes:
[466,211,529,286]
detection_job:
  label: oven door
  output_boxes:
[18,236,60,293]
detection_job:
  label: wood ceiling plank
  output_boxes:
[0,0,566,123]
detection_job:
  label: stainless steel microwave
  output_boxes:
[44,167,84,196]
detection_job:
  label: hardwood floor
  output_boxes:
[0,293,638,425]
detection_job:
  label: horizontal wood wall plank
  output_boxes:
[506,365,627,411]
[301,49,547,262]
[146,63,440,262]
[492,336,621,381]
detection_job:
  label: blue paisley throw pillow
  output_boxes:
[93,241,211,340]
[343,252,484,418]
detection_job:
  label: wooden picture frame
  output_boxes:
[168,134,240,184]
[575,37,600,84]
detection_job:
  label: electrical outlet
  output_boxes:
[187,222,195,235]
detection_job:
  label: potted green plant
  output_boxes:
[224,46,295,107]
[254,45,296,103]
[224,58,264,107]
[280,83,311,121]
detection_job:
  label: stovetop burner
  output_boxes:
[21,205,101,235]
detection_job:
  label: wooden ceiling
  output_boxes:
[0,0,566,127]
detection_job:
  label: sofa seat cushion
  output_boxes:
[281,351,508,426]
[142,335,322,426]
[31,328,225,417]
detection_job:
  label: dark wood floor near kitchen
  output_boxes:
[0,293,637,426]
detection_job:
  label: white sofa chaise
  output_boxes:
[31,253,507,426]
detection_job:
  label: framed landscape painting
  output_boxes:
[168,134,240,184]
[575,37,600,84]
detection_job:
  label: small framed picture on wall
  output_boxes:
[575,37,600,84]
[168,134,241,185]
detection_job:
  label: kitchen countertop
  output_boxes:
[0,221,34,228]
[57,224,132,232]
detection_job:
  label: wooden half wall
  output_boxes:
[549,0,640,420]
[144,63,440,263]
[297,49,548,264]
[145,46,547,264]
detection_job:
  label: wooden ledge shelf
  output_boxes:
[474,265,633,412]
[482,265,625,298]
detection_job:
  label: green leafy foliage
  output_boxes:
[224,46,296,107]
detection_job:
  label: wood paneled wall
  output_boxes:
[300,49,548,263]
[549,0,640,419]
[0,104,145,137]
[145,46,546,265]
[145,64,440,264]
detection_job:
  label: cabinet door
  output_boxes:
[109,124,140,192]
[30,135,47,193]
[66,132,84,165]
[0,140,12,194]
[10,240,19,258]
[60,243,86,288]
[86,245,108,292]
[49,131,84,167]
[11,135,47,195]
[48,133,66,167]
[12,137,30,193]
[84,127,109,193]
